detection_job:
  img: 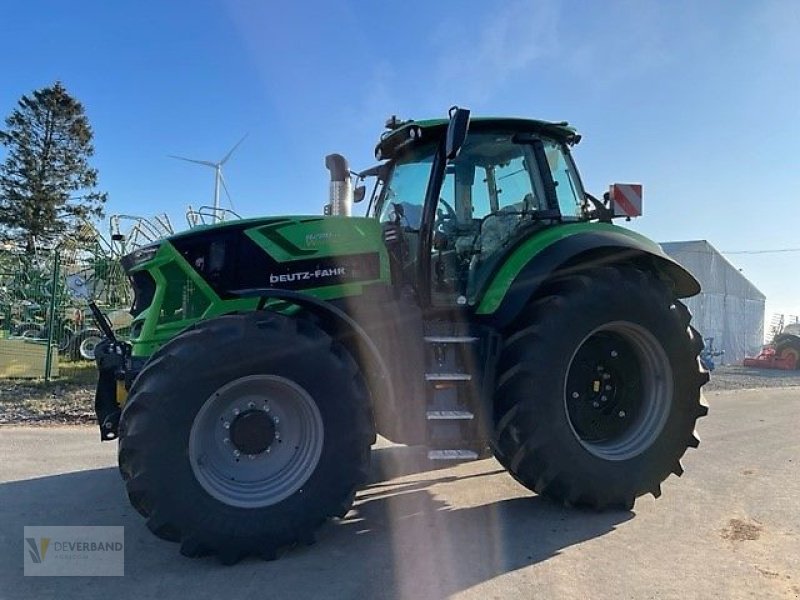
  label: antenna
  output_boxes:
[170,134,247,223]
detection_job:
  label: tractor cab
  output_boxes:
[369,113,589,307]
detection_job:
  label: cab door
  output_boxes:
[428,132,550,307]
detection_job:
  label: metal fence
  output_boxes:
[0,215,173,380]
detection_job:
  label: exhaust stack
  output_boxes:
[324,154,353,216]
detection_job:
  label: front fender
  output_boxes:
[233,288,389,435]
[475,223,700,329]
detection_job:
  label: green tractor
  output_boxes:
[94,108,708,562]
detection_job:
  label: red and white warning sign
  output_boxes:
[609,183,643,218]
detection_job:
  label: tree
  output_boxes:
[0,82,106,253]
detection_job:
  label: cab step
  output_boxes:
[428,449,479,461]
[425,372,472,381]
[423,321,491,464]
[423,335,479,343]
[426,410,474,420]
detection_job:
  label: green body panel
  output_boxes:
[475,222,663,315]
[127,242,259,357]
[244,216,387,262]
[127,216,389,358]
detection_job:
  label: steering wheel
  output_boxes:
[434,198,458,235]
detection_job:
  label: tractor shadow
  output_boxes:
[0,445,633,600]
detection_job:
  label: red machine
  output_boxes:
[743,346,798,370]
[744,317,800,370]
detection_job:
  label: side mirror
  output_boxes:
[353,185,366,204]
[445,106,470,160]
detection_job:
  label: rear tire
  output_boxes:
[774,337,800,370]
[492,266,709,509]
[118,312,374,562]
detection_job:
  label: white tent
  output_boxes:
[660,240,765,364]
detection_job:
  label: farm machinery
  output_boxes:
[743,315,800,370]
[94,108,709,562]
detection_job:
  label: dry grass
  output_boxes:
[0,360,97,424]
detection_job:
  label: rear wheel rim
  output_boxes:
[189,375,324,508]
[564,321,673,461]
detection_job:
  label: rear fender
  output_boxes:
[476,229,700,330]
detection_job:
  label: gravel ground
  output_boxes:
[0,363,796,426]
[705,364,800,392]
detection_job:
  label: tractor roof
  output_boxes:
[376,116,581,161]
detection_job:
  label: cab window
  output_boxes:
[544,142,585,218]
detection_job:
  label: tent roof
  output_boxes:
[660,239,765,300]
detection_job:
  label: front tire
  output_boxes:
[492,266,709,509]
[118,312,374,562]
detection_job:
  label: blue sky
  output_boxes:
[1,0,798,317]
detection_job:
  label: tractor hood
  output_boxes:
[168,215,385,276]
[124,215,388,309]
[120,215,389,356]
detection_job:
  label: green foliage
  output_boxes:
[0,82,107,253]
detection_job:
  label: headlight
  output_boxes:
[122,243,160,272]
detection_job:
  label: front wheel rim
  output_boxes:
[189,375,324,508]
[564,321,673,461]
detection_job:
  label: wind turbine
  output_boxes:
[170,134,247,223]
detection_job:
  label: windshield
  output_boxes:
[377,144,435,229]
